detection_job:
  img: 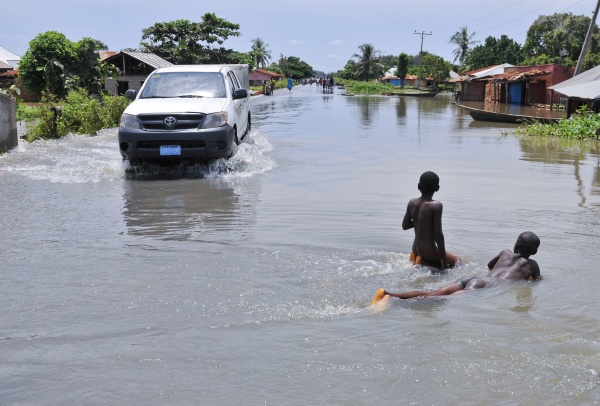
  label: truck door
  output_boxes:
[227,71,248,134]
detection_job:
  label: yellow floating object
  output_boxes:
[370,288,391,313]
[371,288,387,305]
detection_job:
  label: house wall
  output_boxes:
[248,72,271,82]
[0,93,17,152]
[461,81,486,101]
[249,72,283,86]
[507,64,574,104]
[105,76,147,96]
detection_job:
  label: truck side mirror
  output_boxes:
[125,89,137,101]
[233,88,248,100]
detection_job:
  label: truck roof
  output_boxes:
[153,64,248,73]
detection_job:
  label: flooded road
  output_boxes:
[2,85,600,404]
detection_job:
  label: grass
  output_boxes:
[515,106,600,140]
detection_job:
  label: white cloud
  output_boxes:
[288,39,303,45]
[327,54,343,59]
[330,39,344,45]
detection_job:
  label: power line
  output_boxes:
[435,0,522,32]
[476,0,564,35]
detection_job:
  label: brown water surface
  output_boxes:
[1,86,600,404]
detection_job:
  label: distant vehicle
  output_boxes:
[118,64,251,166]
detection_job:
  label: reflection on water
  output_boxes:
[122,178,244,240]
[520,137,600,208]
[343,93,459,130]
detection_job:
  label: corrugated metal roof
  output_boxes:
[123,52,174,68]
[0,60,12,70]
[252,69,284,77]
[463,63,514,78]
[550,81,600,99]
[549,64,600,91]
[0,69,18,77]
[0,45,20,67]
[102,51,174,68]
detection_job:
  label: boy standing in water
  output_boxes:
[403,171,458,270]
[374,232,541,301]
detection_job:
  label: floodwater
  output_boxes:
[2,85,600,405]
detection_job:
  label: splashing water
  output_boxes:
[0,128,275,183]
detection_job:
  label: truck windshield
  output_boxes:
[140,72,227,99]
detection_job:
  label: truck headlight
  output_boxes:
[201,112,228,129]
[120,113,141,129]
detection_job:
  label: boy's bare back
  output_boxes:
[487,249,541,281]
[403,172,456,269]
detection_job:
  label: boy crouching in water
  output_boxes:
[403,171,458,270]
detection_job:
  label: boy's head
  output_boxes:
[418,171,440,194]
[514,231,540,257]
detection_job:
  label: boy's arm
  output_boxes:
[402,202,414,230]
[432,203,447,268]
[529,259,542,280]
[487,253,501,270]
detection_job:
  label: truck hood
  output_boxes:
[124,97,228,115]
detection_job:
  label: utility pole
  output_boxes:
[414,31,432,89]
[574,0,600,76]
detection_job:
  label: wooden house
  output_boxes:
[101,51,174,96]
[454,63,574,106]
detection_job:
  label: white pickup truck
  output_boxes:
[118,64,251,166]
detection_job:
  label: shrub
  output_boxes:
[26,89,130,141]
[515,106,600,140]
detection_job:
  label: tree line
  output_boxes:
[336,12,600,86]
[16,12,314,99]
[15,11,600,99]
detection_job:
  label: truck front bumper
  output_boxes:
[118,125,235,162]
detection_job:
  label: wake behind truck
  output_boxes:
[118,64,251,166]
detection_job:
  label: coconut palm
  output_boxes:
[251,37,272,69]
[449,27,479,65]
[352,43,383,81]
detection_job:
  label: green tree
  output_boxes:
[462,35,524,71]
[19,31,74,96]
[523,13,599,61]
[19,32,116,98]
[277,54,313,79]
[352,43,384,81]
[422,54,451,87]
[90,39,109,50]
[449,27,479,64]
[396,53,409,89]
[140,13,240,64]
[338,59,358,80]
[250,38,271,69]
[266,62,283,75]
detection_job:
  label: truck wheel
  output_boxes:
[245,114,251,136]
[234,127,240,146]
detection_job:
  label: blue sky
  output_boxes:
[1,0,595,73]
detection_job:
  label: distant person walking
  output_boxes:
[287,77,293,92]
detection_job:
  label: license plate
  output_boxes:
[160,145,181,156]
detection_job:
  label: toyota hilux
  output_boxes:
[118,64,251,166]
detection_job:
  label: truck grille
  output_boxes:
[137,140,206,149]
[138,114,205,131]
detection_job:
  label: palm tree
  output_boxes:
[449,27,479,65]
[352,43,383,81]
[251,38,272,69]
